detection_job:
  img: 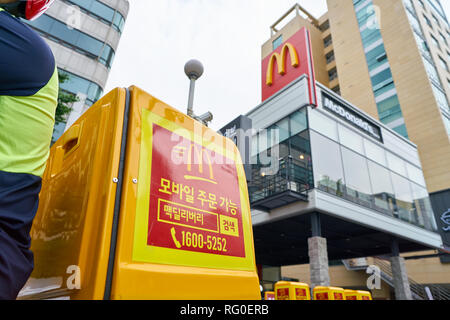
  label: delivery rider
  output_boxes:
[0,0,57,299]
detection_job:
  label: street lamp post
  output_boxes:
[184,59,213,126]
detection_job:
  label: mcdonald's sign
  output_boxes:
[132,107,257,271]
[173,143,217,184]
[262,27,317,106]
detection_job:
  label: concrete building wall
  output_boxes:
[402,251,450,284]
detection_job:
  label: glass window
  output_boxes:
[58,69,103,104]
[406,163,426,186]
[431,33,441,50]
[376,95,402,122]
[411,183,437,231]
[373,81,396,98]
[272,118,290,144]
[414,32,431,60]
[406,8,424,36]
[251,135,258,157]
[392,123,409,138]
[26,15,116,69]
[427,0,447,23]
[338,124,364,154]
[364,139,387,166]
[290,109,308,136]
[424,15,433,28]
[443,113,450,135]
[310,131,345,197]
[422,55,442,85]
[386,152,407,176]
[391,173,414,223]
[289,131,313,189]
[366,43,389,71]
[272,35,283,50]
[309,111,338,141]
[68,0,126,33]
[328,68,338,81]
[439,56,449,71]
[432,82,450,111]
[403,0,415,15]
[379,107,403,125]
[371,68,393,90]
[113,12,126,33]
[439,32,448,45]
[432,14,441,27]
[368,160,395,215]
[324,35,332,48]
[360,26,382,49]
[257,130,269,154]
[341,147,373,207]
[91,1,115,21]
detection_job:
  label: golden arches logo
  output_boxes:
[266,43,299,86]
[173,144,217,184]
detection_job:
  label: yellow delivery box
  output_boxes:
[313,286,345,300]
[19,86,260,300]
[264,291,275,300]
[345,290,373,300]
[275,281,311,300]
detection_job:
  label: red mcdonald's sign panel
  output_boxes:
[262,27,317,106]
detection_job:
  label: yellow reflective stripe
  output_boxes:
[0,67,59,177]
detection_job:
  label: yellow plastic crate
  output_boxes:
[264,291,275,300]
[275,281,311,300]
[313,286,345,300]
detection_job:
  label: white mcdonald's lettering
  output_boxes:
[323,95,380,139]
[185,143,217,185]
[266,43,299,86]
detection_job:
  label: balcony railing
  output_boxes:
[249,156,311,210]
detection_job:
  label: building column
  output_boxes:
[390,239,413,300]
[308,213,330,288]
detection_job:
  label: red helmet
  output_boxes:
[25,0,55,20]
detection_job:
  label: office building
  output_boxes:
[26,0,130,140]
[227,2,450,299]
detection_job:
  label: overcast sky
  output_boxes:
[104,0,450,131]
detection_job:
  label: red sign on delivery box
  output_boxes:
[147,124,246,258]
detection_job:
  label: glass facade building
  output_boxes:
[25,0,129,141]
[351,0,450,141]
[353,0,408,138]
[403,0,450,114]
[248,77,437,233]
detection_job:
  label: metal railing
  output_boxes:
[343,257,450,300]
[249,156,311,204]
[373,257,426,300]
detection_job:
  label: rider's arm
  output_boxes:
[0,9,55,96]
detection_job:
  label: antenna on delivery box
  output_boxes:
[184,59,213,126]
